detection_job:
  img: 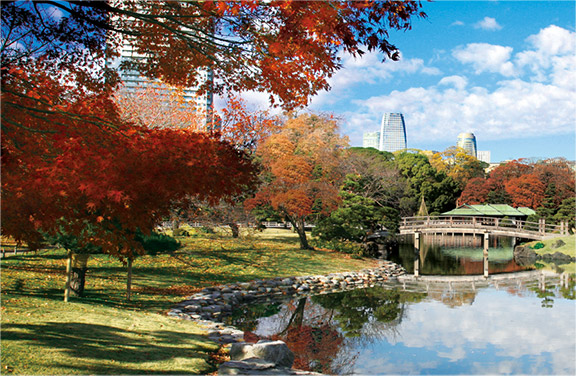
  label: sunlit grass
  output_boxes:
[1,228,376,374]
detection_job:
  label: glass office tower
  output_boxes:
[379,113,407,153]
[457,132,477,158]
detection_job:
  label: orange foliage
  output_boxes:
[248,114,348,226]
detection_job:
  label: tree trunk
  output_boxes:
[228,222,240,238]
[291,217,312,250]
[69,253,90,297]
[280,297,307,335]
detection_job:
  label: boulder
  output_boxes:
[230,340,294,368]
[513,245,538,265]
[550,239,566,249]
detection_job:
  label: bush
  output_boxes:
[311,238,365,257]
[531,242,545,250]
[137,232,181,256]
[172,228,191,237]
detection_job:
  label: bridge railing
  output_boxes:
[400,216,569,236]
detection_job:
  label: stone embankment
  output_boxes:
[167,261,406,374]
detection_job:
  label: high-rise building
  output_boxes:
[457,132,477,158]
[363,131,380,149]
[108,23,213,128]
[379,113,407,153]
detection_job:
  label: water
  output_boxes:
[226,236,576,375]
[391,235,532,276]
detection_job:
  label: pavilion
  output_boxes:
[441,204,536,219]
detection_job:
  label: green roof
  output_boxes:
[442,204,534,217]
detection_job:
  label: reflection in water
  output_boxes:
[391,235,534,276]
[227,273,575,375]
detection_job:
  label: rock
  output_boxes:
[230,340,295,368]
[550,239,566,249]
[514,245,538,264]
[219,358,276,375]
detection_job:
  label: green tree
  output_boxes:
[395,152,461,215]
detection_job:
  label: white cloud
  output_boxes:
[439,75,468,90]
[526,25,576,55]
[352,75,575,145]
[474,17,503,31]
[309,51,442,108]
[451,20,465,27]
[453,43,517,77]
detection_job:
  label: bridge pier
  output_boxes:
[414,232,420,277]
[483,232,490,278]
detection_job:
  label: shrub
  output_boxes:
[172,228,190,237]
[137,232,181,256]
[311,238,365,257]
[531,242,545,250]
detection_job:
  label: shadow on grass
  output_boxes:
[2,322,215,374]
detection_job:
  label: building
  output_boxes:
[363,131,380,149]
[477,150,491,164]
[379,113,407,153]
[457,132,477,158]
[108,23,214,128]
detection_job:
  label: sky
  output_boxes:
[229,1,576,163]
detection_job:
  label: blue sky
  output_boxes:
[234,1,576,163]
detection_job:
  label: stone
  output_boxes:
[550,239,566,249]
[230,340,295,368]
[219,358,276,375]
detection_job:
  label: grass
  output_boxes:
[1,228,376,375]
[523,234,576,274]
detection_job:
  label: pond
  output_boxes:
[225,236,576,375]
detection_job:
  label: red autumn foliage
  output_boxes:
[1,65,255,260]
[458,159,573,211]
[504,174,546,209]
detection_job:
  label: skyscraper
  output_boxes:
[108,26,214,128]
[457,132,477,158]
[363,131,380,149]
[379,113,407,153]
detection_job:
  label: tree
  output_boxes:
[1,64,256,297]
[247,113,348,249]
[395,152,460,215]
[313,147,407,244]
[113,84,208,130]
[2,1,426,118]
[532,158,575,207]
[430,146,486,189]
[458,177,493,205]
[505,174,546,208]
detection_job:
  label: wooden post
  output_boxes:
[127,258,133,302]
[64,252,72,302]
[483,233,489,278]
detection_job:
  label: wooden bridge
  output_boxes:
[399,216,570,241]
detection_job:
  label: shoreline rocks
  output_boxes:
[167,261,406,374]
[168,261,406,331]
[513,244,575,266]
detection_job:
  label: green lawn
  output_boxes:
[523,234,576,274]
[1,229,376,375]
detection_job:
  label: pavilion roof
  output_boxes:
[442,204,536,217]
